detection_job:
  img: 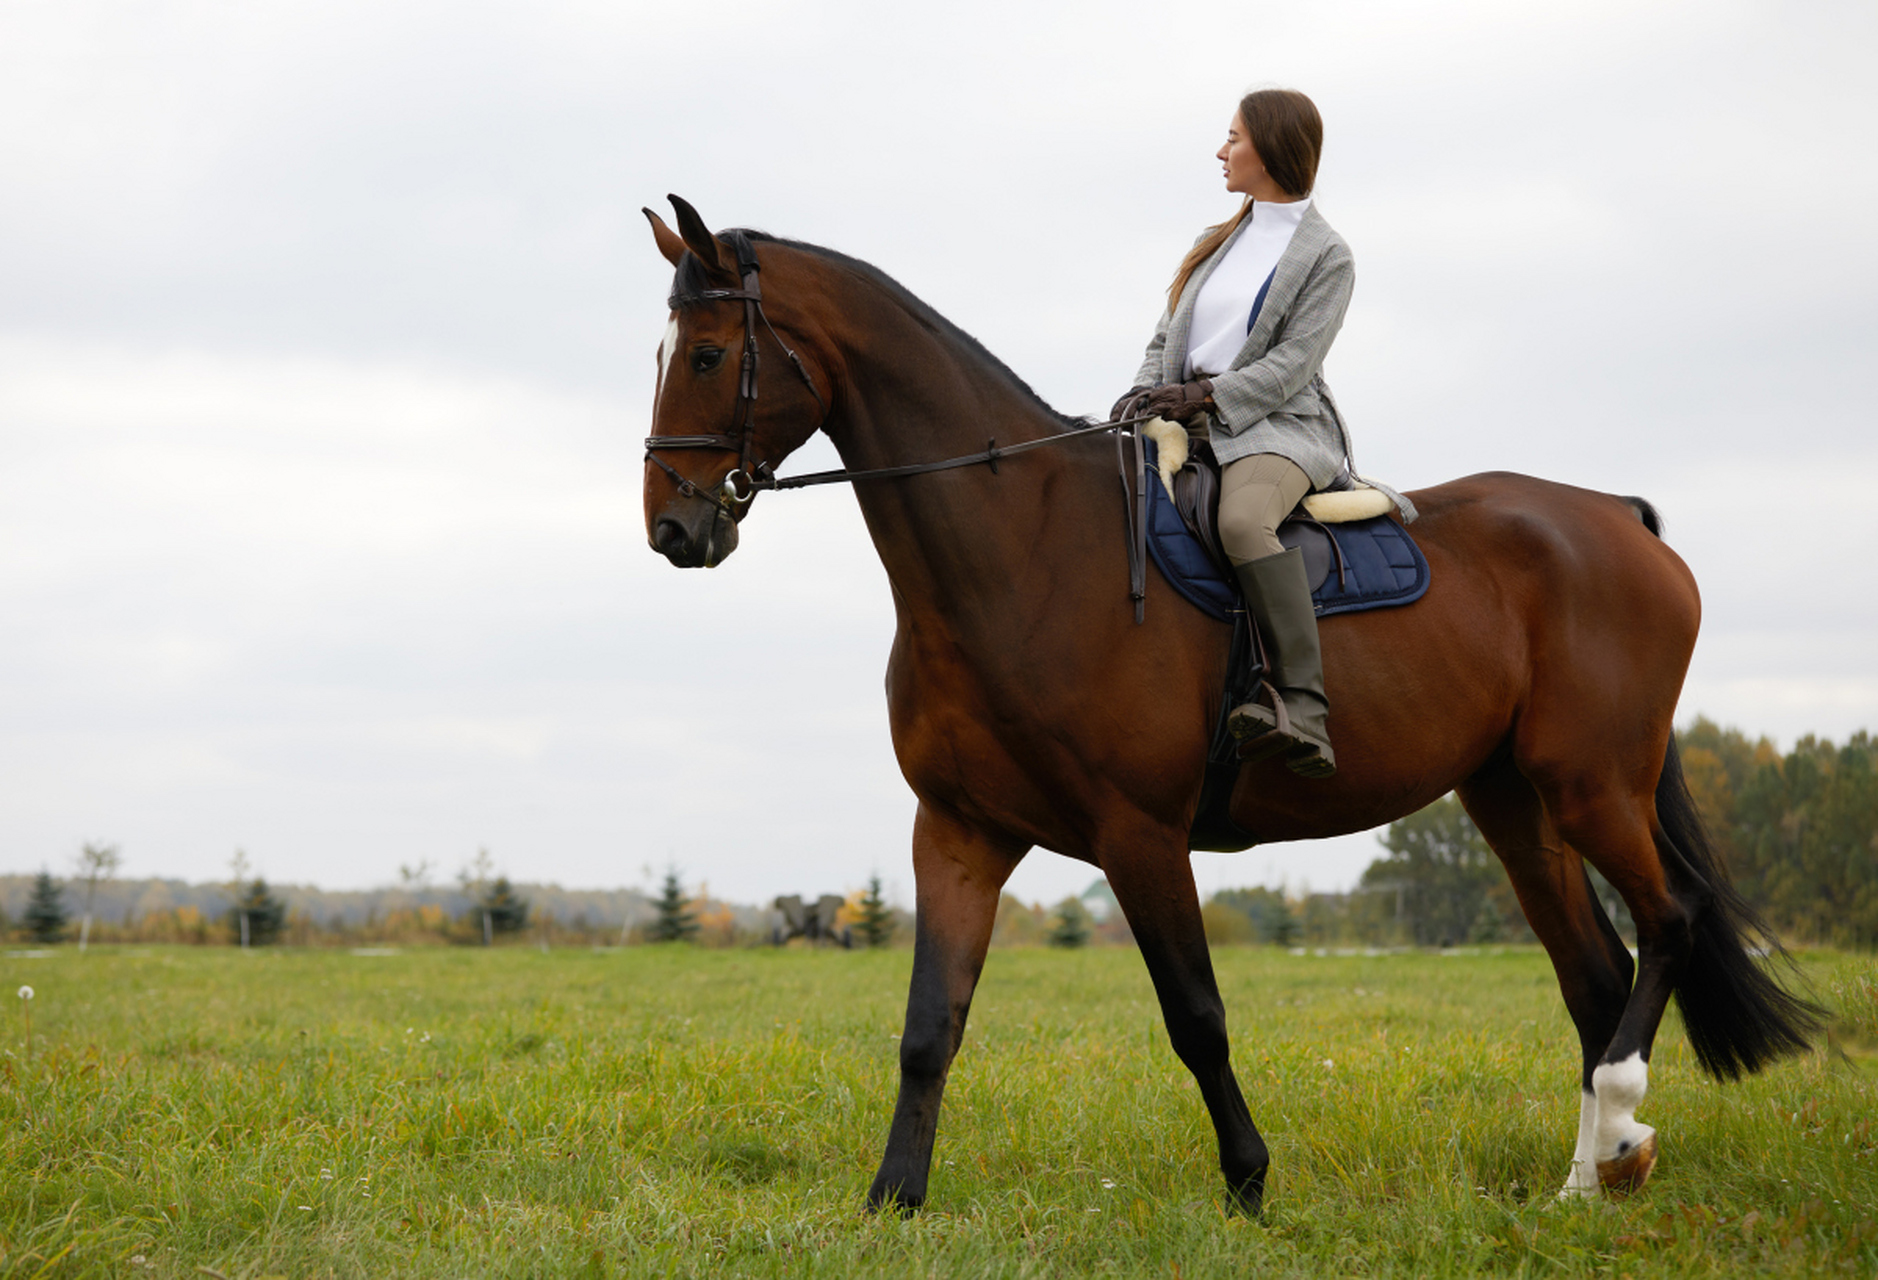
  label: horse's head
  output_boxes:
[643,196,829,568]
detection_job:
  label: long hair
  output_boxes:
[1166,89,1325,310]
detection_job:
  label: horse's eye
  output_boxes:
[690,346,726,373]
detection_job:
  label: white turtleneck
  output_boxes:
[1183,196,1312,380]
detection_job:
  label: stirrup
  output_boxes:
[1229,681,1292,761]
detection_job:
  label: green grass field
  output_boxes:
[2,943,1874,1278]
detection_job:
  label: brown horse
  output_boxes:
[639,196,1817,1214]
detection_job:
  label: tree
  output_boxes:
[228,879,286,945]
[1047,897,1091,948]
[72,841,122,952]
[482,877,530,936]
[460,848,498,945]
[651,870,698,942]
[1209,886,1301,945]
[1363,795,1505,947]
[855,875,895,948]
[1267,894,1301,947]
[23,871,68,944]
[228,849,255,947]
[1711,727,1878,948]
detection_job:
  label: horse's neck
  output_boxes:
[818,299,1111,634]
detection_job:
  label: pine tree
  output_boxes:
[23,871,68,944]
[651,870,698,942]
[1268,894,1301,947]
[229,879,287,946]
[482,877,530,936]
[855,875,895,948]
[1047,897,1091,948]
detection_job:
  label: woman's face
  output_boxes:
[1218,112,1264,195]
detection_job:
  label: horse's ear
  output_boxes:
[667,194,724,272]
[643,208,687,267]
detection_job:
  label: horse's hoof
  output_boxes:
[1225,1171,1267,1218]
[1596,1130,1658,1195]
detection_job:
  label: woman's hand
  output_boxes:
[1109,386,1155,422]
[1136,378,1216,424]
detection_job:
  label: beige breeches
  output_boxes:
[1218,453,1312,565]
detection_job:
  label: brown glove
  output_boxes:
[1108,385,1154,422]
[1137,378,1216,424]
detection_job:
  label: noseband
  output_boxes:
[643,230,827,519]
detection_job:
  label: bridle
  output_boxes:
[644,230,1155,620]
[643,230,826,520]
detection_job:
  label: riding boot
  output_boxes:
[1227,547,1336,779]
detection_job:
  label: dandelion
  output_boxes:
[16,986,31,1063]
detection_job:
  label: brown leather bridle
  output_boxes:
[643,230,826,520]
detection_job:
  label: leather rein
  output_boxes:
[644,231,1152,622]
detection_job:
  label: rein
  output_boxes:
[645,230,1153,621]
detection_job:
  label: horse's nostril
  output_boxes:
[654,517,688,556]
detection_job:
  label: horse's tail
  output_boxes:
[1625,496,1822,1075]
[1657,735,1824,1078]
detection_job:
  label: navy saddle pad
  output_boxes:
[1142,437,1430,622]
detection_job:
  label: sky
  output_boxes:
[1,0,1874,909]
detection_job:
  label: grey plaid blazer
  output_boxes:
[1132,202,1356,488]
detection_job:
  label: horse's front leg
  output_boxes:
[867,802,1023,1212]
[1103,820,1270,1214]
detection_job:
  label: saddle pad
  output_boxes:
[1144,438,1431,622]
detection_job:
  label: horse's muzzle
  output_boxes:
[649,502,738,568]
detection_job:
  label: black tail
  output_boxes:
[1658,738,1824,1078]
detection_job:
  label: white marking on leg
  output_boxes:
[1592,1052,1654,1166]
[1558,1088,1602,1198]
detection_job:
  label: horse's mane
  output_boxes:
[676,230,1088,432]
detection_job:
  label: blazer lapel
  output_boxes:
[1164,207,1255,383]
[1238,204,1330,360]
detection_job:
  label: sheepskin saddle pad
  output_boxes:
[1139,425,1430,623]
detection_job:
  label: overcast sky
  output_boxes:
[2,0,1873,908]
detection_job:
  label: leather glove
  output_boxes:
[1137,378,1216,424]
[1108,385,1154,422]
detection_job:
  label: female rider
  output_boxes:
[1114,87,1356,780]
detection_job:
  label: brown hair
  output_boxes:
[1166,89,1325,310]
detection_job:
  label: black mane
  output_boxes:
[673,229,1087,431]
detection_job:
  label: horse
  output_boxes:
[638,195,1818,1214]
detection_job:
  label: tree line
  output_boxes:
[1200,721,1871,951]
[2,860,907,950]
[8,720,1865,952]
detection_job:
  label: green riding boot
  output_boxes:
[1227,547,1336,779]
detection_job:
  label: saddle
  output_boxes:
[1142,419,1426,618]
[1136,420,1430,852]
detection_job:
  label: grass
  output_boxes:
[1,943,1874,1278]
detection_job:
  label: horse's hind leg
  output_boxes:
[867,802,1023,1212]
[1541,776,1707,1195]
[1457,759,1635,1197]
[1101,816,1269,1213]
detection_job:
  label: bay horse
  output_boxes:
[639,196,1817,1214]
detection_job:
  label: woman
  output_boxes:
[1113,87,1354,780]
